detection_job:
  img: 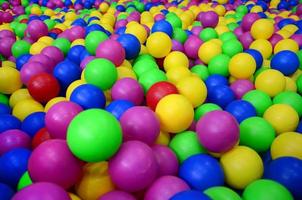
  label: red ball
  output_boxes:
[146,81,178,110]
[28,73,60,104]
[32,127,51,149]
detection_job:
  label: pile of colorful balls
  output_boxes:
[0,0,302,199]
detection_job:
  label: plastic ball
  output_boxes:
[109,141,158,192]
[21,112,45,137]
[271,50,299,76]
[27,20,48,40]
[171,190,211,200]
[0,104,11,115]
[117,34,141,60]
[273,91,302,116]
[146,32,172,58]
[229,53,256,79]
[207,85,235,108]
[207,54,230,77]
[11,40,31,58]
[0,130,31,155]
[204,186,242,200]
[84,58,117,91]
[152,145,178,176]
[106,100,134,120]
[200,28,218,42]
[220,146,264,189]
[205,74,228,89]
[163,51,189,71]
[198,41,222,64]
[198,11,219,28]
[17,171,32,190]
[0,183,14,200]
[251,19,274,40]
[166,67,191,84]
[85,31,108,55]
[194,103,222,121]
[222,39,243,57]
[67,109,122,162]
[41,46,64,64]
[139,68,167,92]
[13,99,44,121]
[242,89,272,116]
[151,20,173,37]
[96,39,125,66]
[184,35,203,59]
[274,39,299,53]
[245,49,263,69]
[0,67,22,94]
[67,45,85,65]
[230,79,255,99]
[241,13,260,31]
[133,59,158,77]
[0,114,21,133]
[250,39,273,59]
[225,100,257,123]
[99,191,136,200]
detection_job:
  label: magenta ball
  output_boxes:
[29,54,56,70]
[68,26,85,41]
[239,32,253,50]
[234,27,244,37]
[184,35,203,59]
[96,39,125,66]
[230,79,255,99]
[0,30,15,39]
[111,78,144,105]
[80,55,95,70]
[12,182,70,200]
[115,19,128,29]
[0,129,31,155]
[191,26,203,36]
[120,106,160,145]
[196,110,239,153]
[297,4,302,15]
[41,46,64,64]
[154,14,165,21]
[99,191,136,200]
[0,37,15,57]
[269,33,283,47]
[144,176,190,200]
[28,139,82,189]
[2,12,13,23]
[152,145,178,176]
[172,40,184,52]
[27,20,48,40]
[109,141,158,192]
[291,34,302,47]
[198,11,218,28]
[20,62,51,85]
[241,13,260,31]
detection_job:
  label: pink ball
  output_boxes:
[198,11,219,28]
[127,11,141,22]
[239,32,253,50]
[241,13,260,31]
[196,110,239,153]
[41,46,64,64]
[12,182,70,200]
[0,30,15,39]
[172,40,184,52]
[29,54,56,71]
[27,20,48,40]
[2,12,13,23]
[0,129,31,155]
[0,37,15,57]
[152,145,178,176]
[99,191,136,200]
[115,19,128,29]
[120,106,160,145]
[28,139,82,189]
[144,176,190,200]
[291,34,302,48]
[184,35,203,59]
[154,14,165,21]
[20,62,51,85]
[191,26,203,36]
[45,101,82,139]
[109,141,158,192]
[234,27,244,37]
[96,39,125,66]
[68,26,85,41]
[111,78,144,105]
[269,33,283,47]
[80,56,95,70]
[230,79,255,99]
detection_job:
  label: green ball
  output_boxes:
[169,131,206,163]
[133,59,158,77]
[273,91,302,116]
[85,31,108,55]
[191,65,209,81]
[204,186,242,200]
[298,50,302,69]
[17,171,32,191]
[242,90,272,116]
[236,5,248,14]
[10,22,18,30]
[136,3,145,12]
[25,5,32,14]
[67,109,122,162]
[192,22,202,27]
[12,40,31,58]
[166,14,182,29]
[227,22,239,31]
[243,179,294,200]
[134,54,155,64]
[21,0,29,6]
[0,93,9,105]
[44,19,56,30]
[208,54,230,76]
[296,75,302,95]
[235,12,245,21]
[84,58,117,91]
[139,68,167,93]
[117,14,128,20]
[222,39,243,57]
[126,7,136,14]
[199,28,218,42]
[173,28,188,44]
[219,32,237,42]
[52,38,71,56]
[239,117,275,152]
[254,67,269,78]
[194,103,222,121]
[15,24,27,38]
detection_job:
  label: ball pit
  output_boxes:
[0,0,302,199]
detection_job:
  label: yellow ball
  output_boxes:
[250,39,272,59]
[264,104,299,134]
[271,132,302,160]
[255,69,286,97]
[13,99,44,121]
[38,36,54,45]
[76,162,115,200]
[155,94,194,133]
[71,39,85,47]
[217,0,228,4]
[69,193,82,200]
[44,97,67,112]
[140,45,149,55]
[65,12,77,21]
[176,76,207,108]
[146,32,172,58]
[274,39,299,53]
[31,6,42,15]
[9,89,32,108]
[229,53,256,79]
[166,67,192,84]
[126,24,147,44]
[198,41,222,64]
[164,51,189,71]
[66,80,85,100]
[214,5,226,16]
[155,130,170,146]
[291,69,302,81]
[117,67,137,80]
[99,2,109,13]
[2,61,16,68]
[119,60,132,69]
[284,77,297,92]
[220,146,263,189]
[30,42,47,55]
[250,5,263,13]
[0,67,22,94]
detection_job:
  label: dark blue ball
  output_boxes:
[48,32,58,39]
[71,18,87,27]
[171,190,211,200]
[106,100,134,120]
[144,2,154,11]
[16,54,32,71]
[116,5,126,12]
[0,104,11,115]
[115,27,126,35]
[80,49,91,61]
[0,183,14,200]
[0,114,21,133]
[21,112,45,137]
[271,50,300,76]
[245,49,263,69]
[151,20,173,38]
[205,75,228,89]
[179,154,224,191]
[225,100,257,123]
[67,45,85,65]
[85,24,105,36]
[87,16,100,24]
[278,1,290,10]
[296,120,302,133]
[278,18,295,29]
[117,34,141,60]
[207,85,235,108]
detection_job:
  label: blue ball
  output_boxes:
[16,54,32,71]
[71,19,87,27]
[278,18,295,29]
[245,49,263,69]
[0,183,14,200]
[115,27,126,35]
[207,85,235,108]
[53,60,82,91]
[289,0,298,6]
[271,50,300,76]
[296,120,302,133]
[80,49,91,61]
[0,114,21,133]
[85,24,105,36]
[0,148,31,187]
[151,20,173,38]
[105,100,134,120]
[0,104,11,115]
[144,2,154,11]
[87,16,100,24]
[116,5,126,12]
[171,190,211,200]
[205,75,228,90]
[225,100,257,123]
[264,157,302,199]
[21,112,45,137]
[48,32,57,39]
[278,1,290,10]
[70,84,106,110]
[67,45,85,65]
[117,34,141,60]
[179,154,224,191]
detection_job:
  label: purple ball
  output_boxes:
[191,26,203,36]
[239,32,253,50]
[68,26,85,41]
[184,35,203,59]
[198,11,218,28]
[99,191,136,200]
[196,110,239,153]
[0,30,15,39]
[12,182,70,200]
[20,62,51,85]
[29,54,56,71]
[230,79,255,99]
[111,78,144,105]
[41,46,64,64]
[115,19,128,29]
[241,13,260,31]
[12,6,25,15]
[0,129,31,155]
[297,4,302,15]
[96,39,125,66]
[109,141,158,192]
[27,20,48,40]
[234,27,244,37]
[0,37,15,57]
[291,34,302,48]
[144,176,190,200]
[28,139,82,189]
[172,40,184,52]
[127,11,141,22]
[152,145,178,176]
[2,12,13,23]
[269,33,283,47]
[45,101,82,139]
